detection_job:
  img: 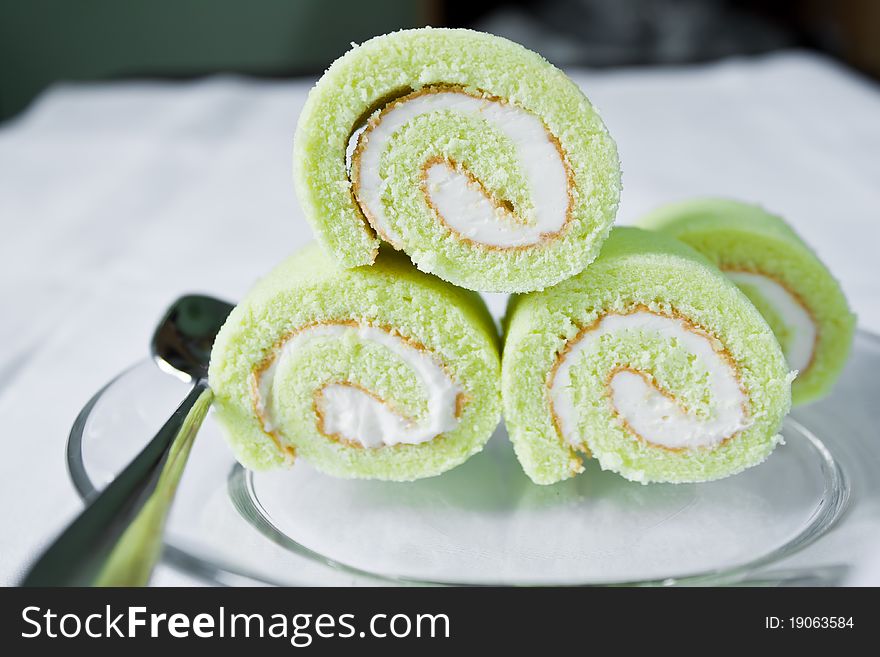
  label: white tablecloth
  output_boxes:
[1,50,878,586]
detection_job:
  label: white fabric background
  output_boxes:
[1,51,878,585]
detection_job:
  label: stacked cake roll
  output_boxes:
[210,27,850,485]
[209,245,502,481]
[293,27,620,293]
[502,228,793,485]
[637,198,855,405]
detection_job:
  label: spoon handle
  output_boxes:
[21,381,213,586]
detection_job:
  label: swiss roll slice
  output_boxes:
[502,227,793,485]
[638,198,855,405]
[209,244,502,481]
[293,27,620,293]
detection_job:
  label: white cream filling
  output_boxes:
[550,312,751,450]
[726,270,815,373]
[256,324,461,448]
[353,90,569,248]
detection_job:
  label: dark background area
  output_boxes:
[1,0,878,123]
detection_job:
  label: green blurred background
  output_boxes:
[0,0,436,121]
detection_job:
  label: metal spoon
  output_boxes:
[21,295,233,586]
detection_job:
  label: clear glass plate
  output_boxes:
[68,332,880,586]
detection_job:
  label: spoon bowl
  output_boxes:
[153,295,234,382]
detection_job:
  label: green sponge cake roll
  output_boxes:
[502,227,793,485]
[637,198,855,405]
[293,27,620,293]
[208,244,502,481]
